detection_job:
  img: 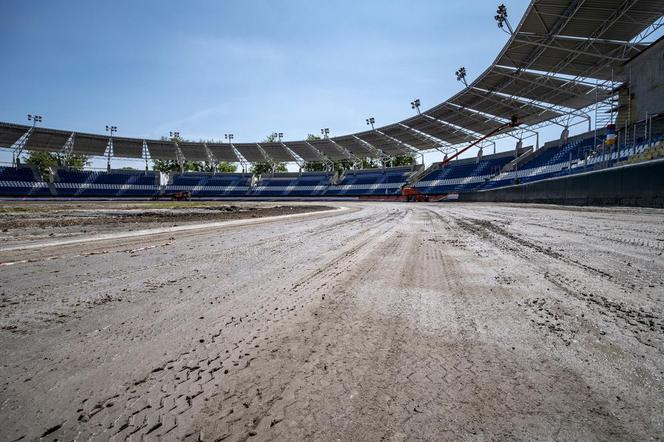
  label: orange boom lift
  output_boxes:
[401,116,519,200]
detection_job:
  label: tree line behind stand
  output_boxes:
[22,151,89,179]
[157,133,414,176]
[19,133,415,179]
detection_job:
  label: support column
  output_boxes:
[11,127,34,167]
[106,136,114,172]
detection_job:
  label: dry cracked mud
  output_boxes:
[0,202,663,441]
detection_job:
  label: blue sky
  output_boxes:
[1,0,539,166]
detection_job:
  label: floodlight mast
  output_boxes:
[321,128,330,139]
[28,114,43,127]
[12,114,42,166]
[410,99,421,114]
[11,114,42,167]
[170,131,186,173]
[105,125,118,172]
[366,117,375,130]
[455,67,468,87]
[494,4,513,34]
[225,133,247,173]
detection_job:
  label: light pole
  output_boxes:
[410,99,421,114]
[28,114,43,127]
[170,131,183,173]
[321,128,330,139]
[455,67,468,87]
[366,117,375,130]
[105,125,117,172]
[494,4,513,34]
[225,133,238,171]
[272,132,283,142]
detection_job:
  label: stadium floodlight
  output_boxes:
[271,132,284,142]
[27,114,43,126]
[410,99,421,114]
[455,67,468,87]
[105,125,118,136]
[224,133,234,143]
[494,4,513,34]
[321,128,330,138]
[366,117,375,130]
[169,131,180,140]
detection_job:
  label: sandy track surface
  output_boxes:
[1,202,663,441]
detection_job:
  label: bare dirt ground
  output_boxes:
[0,202,663,441]
[0,202,331,250]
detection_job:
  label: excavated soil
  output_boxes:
[0,202,663,441]
[0,202,331,249]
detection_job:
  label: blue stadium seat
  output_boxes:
[54,169,160,197]
[324,167,412,196]
[0,166,51,196]
[251,172,332,196]
[166,172,252,196]
[414,155,513,194]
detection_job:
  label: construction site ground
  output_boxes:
[1,201,663,441]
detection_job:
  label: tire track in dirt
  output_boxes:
[16,207,403,441]
[445,210,664,352]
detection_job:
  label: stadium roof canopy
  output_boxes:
[1,0,662,162]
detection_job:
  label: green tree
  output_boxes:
[153,159,238,174]
[24,151,57,177]
[306,134,321,141]
[304,159,357,173]
[24,151,88,178]
[391,154,414,167]
[152,159,180,173]
[251,162,287,175]
[216,162,237,173]
[332,159,355,174]
[361,158,381,169]
[303,161,327,172]
[65,154,88,170]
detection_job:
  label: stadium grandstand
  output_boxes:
[1,0,663,205]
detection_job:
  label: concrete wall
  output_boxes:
[460,159,664,208]
[624,37,664,123]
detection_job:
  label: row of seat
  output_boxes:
[478,135,661,190]
[167,173,252,196]
[0,167,414,197]
[1,133,662,197]
[413,153,515,194]
[167,168,414,197]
